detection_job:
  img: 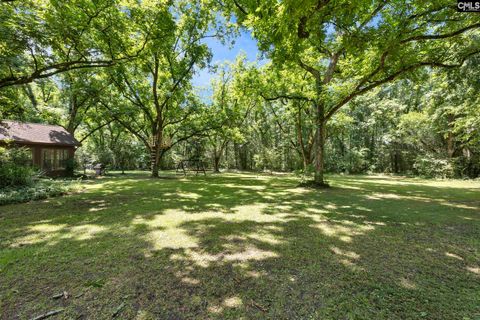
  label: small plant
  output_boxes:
[0,179,81,206]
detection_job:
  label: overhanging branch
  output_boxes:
[232,0,248,15]
[260,92,313,103]
[325,50,480,121]
[0,30,150,89]
[401,23,480,43]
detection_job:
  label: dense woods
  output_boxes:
[1,0,479,183]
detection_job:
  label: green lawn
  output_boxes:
[1,172,479,319]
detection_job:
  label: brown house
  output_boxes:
[0,120,80,176]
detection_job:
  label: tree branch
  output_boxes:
[79,120,114,143]
[298,59,321,81]
[401,23,480,43]
[260,92,313,102]
[0,29,151,89]
[99,101,151,149]
[232,0,248,15]
[325,50,480,121]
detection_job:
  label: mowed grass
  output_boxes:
[0,172,479,320]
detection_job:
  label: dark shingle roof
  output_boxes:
[0,120,80,146]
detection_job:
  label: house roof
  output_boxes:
[0,120,80,147]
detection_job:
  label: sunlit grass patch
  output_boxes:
[0,172,479,319]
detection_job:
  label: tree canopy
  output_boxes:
[1,0,479,180]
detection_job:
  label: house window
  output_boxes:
[42,149,70,170]
[57,149,69,169]
[42,149,54,170]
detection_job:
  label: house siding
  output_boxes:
[1,141,76,177]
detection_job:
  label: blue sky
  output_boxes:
[192,30,261,97]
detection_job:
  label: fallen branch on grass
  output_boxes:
[112,302,125,318]
[30,309,64,320]
[250,299,268,312]
[51,291,68,300]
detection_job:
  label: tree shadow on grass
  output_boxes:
[0,173,479,319]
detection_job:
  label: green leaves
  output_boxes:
[0,0,156,89]
[225,0,479,114]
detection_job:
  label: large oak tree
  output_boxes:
[224,0,480,185]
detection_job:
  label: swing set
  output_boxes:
[176,159,207,176]
[175,139,208,176]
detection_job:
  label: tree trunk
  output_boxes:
[234,142,239,169]
[296,102,310,173]
[447,114,455,159]
[212,139,227,173]
[313,101,328,186]
[225,142,229,170]
[151,145,160,178]
[151,129,163,178]
[447,132,454,159]
[213,156,221,173]
[393,149,400,174]
[314,121,326,185]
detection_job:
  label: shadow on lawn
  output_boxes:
[0,173,479,319]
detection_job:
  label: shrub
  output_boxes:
[0,179,81,206]
[0,146,35,189]
[65,158,75,176]
[451,155,480,179]
[253,149,281,171]
[325,147,370,174]
[413,155,453,178]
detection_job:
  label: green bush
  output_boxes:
[0,146,35,188]
[253,149,281,171]
[65,158,75,176]
[325,147,370,174]
[413,155,453,178]
[0,179,80,206]
[451,155,480,179]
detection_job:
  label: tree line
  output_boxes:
[1,0,479,183]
